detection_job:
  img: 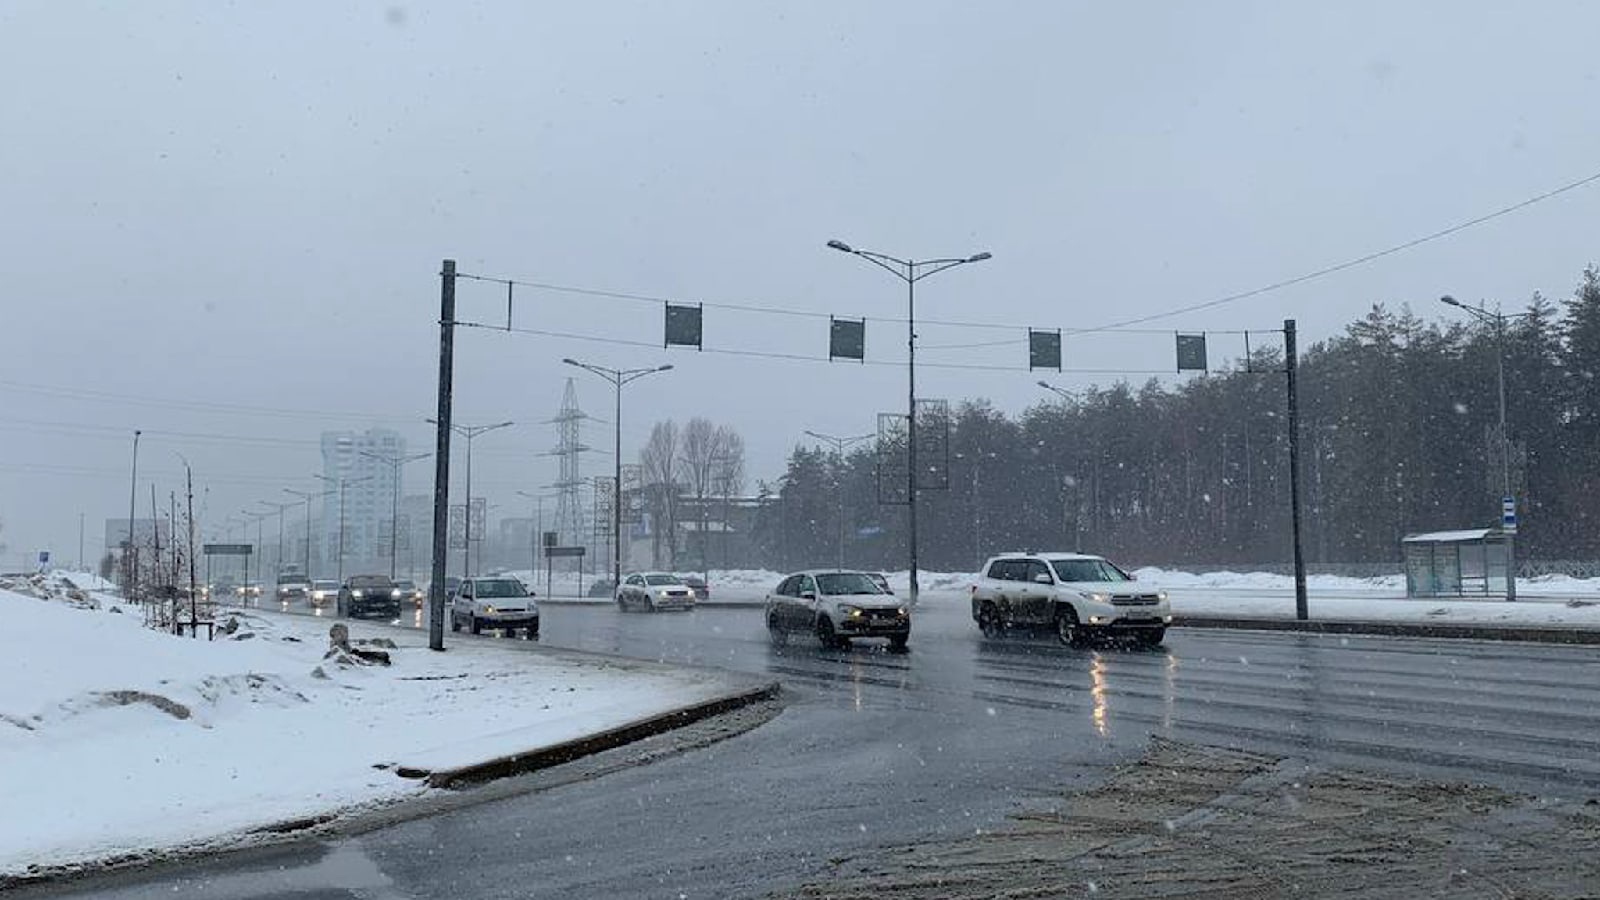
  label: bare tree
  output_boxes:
[640,420,682,569]
[678,419,747,569]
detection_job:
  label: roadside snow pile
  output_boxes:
[0,589,742,879]
[1132,567,1405,594]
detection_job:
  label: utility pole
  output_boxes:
[426,420,512,580]
[428,259,457,652]
[826,240,991,603]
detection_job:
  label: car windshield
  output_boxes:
[276,575,306,585]
[473,579,525,598]
[1048,558,1131,583]
[348,576,393,589]
[312,581,339,591]
[645,575,683,586]
[394,580,416,590]
[815,572,885,595]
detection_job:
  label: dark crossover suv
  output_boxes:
[337,574,403,619]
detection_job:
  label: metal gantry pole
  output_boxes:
[428,259,457,651]
[126,429,141,599]
[1284,319,1308,620]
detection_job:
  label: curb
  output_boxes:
[394,680,782,788]
[1172,614,1600,645]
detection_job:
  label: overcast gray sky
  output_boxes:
[3,1,1599,565]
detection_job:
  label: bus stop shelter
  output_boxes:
[1402,529,1513,598]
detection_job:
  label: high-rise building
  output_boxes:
[320,428,404,576]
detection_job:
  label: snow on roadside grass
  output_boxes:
[0,589,740,878]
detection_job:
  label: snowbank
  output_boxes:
[0,589,740,878]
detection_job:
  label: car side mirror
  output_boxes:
[1033,573,1053,585]
[528,589,538,597]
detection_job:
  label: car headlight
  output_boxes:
[1157,590,1168,601]
[351,590,363,598]
[484,605,497,614]
[898,606,909,617]
[1078,591,1107,602]
[840,605,863,617]
[390,589,401,599]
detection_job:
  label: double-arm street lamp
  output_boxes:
[826,239,992,603]
[804,429,874,571]
[426,419,513,578]
[283,486,335,576]
[1440,295,1532,601]
[359,450,432,580]
[562,359,674,592]
[314,473,374,584]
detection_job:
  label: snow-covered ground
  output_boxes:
[0,574,745,879]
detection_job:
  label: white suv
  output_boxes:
[970,553,1170,646]
[450,576,540,638]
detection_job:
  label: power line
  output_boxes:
[459,166,1600,339]
[452,319,1178,376]
[1078,166,1600,332]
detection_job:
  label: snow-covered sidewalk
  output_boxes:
[0,579,756,880]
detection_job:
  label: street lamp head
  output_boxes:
[967,251,993,263]
[1440,295,1461,308]
[1036,380,1051,389]
[826,239,853,253]
[562,358,580,367]
[656,364,674,372]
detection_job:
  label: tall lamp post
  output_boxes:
[826,239,991,604]
[517,490,557,590]
[804,429,873,570]
[284,487,334,576]
[426,419,513,579]
[562,359,674,592]
[254,500,294,577]
[124,429,141,599]
[314,474,374,584]
[360,450,431,580]
[1038,381,1086,551]
[1440,295,1529,601]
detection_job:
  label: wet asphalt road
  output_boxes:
[41,594,1600,899]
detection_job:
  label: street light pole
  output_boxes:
[1441,295,1527,601]
[563,359,674,592]
[284,487,332,575]
[1038,381,1086,551]
[426,420,512,579]
[827,240,991,604]
[805,430,873,570]
[315,474,373,584]
[360,450,431,580]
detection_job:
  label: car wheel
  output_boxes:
[450,612,461,632]
[978,603,1002,639]
[525,627,539,641]
[469,615,481,635]
[1137,627,1166,648]
[616,596,627,612]
[889,633,910,652]
[1055,608,1088,647]
[767,614,788,646]
[816,616,840,650]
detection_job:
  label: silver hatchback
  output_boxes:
[765,570,910,650]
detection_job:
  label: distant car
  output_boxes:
[276,573,311,604]
[765,570,909,650]
[336,575,402,619]
[681,574,711,602]
[865,572,893,596]
[308,579,340,607]
[242,580,264,599]
[394,578,425,608]
[211,577,238,600]
[616,572,696,611]
[970,552,1170,646]
[451,576,539,637]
